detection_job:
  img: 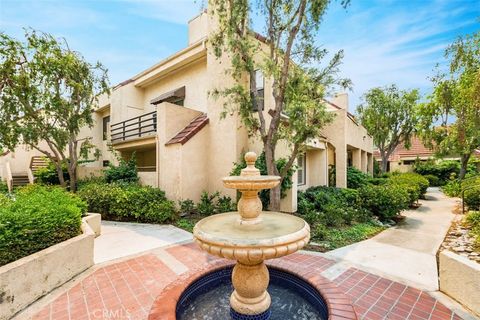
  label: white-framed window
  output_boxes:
[251,69,264,111]
[297,154,306,186]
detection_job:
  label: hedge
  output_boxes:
[298,186,367,227]
[77,182,176,223]
[388,173,429,203]
[463,176,480,211]
[0,185,85,266]
[357,184,410,221]
[347,167,371,189]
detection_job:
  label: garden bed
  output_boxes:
[0,214,99,320]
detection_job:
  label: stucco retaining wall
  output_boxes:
[439,250,480,316]
[0,215,98,320]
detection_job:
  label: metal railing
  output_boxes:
[110,111,157,143]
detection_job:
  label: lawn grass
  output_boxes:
[307,221,386,252]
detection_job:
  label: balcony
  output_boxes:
[110,111,157,144]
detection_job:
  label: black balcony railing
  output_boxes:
[110,111,157,143]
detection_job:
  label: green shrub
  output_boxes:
[463,177,480,210]
[104,153,138,183]
[347,166,371,189]
[424,174,442,187]
[77,182,176,223]
[178,199,196,215]
[0,180,9,194]
[388,173,429,201]
[196,192,236,215]
[197,191,218,216]
[358,184,409,221]
[442,180,461,197]
[0,193,12,206]
[0,185,85,266]
[298,186,364,227]
[34,162,70,185]
[369,178,388,185]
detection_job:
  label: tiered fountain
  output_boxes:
[191,152,311,319]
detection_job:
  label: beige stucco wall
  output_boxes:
[439,250,480,316]
[0,218,95,320]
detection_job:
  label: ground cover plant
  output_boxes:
[0,185,85,266]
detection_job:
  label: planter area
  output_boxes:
[0,213,100,320]
[439,250,480,316]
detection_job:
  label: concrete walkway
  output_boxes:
[94,221,192,264]
[327,188,458,291]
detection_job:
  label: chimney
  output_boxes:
[188,11,208,45]
[331,93,349,112]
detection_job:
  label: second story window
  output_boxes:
[102,116,110,141]
[297,154,306,186]
[252,70,264,111]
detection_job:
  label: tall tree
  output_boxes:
[356,85,421,173]
[418,31,480,179]
[0,30,109,191]
[209,0,351,210]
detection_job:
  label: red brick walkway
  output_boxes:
[31,243,464,320]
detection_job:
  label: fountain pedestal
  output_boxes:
[193,152,310,318]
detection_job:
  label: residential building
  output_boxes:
[0,11,373,212]
[372,136,480,173]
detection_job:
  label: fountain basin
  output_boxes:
[194,212,310,264]
[177,266,328,319]
[148,261,358,320]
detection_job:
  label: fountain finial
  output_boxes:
[241,152,260,176]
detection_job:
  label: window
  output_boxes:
[297,154,306,186]
[251,70,264,111]
[102,160,110,167]
[102,116,110,141]
[403,160,415,165]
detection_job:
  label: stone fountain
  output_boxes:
[193,152,310,319]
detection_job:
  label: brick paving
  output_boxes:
[31,243,465,320]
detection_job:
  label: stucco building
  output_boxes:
[0,11,373,212]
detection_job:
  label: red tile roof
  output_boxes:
[165,113,209,145]
[373,136,434,161]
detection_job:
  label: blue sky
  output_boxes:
[1,0,479,110]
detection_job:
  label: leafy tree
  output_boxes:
[0,30,109,191]
[418,31,480,180]
[209,0,351,210]
[356,85,421,173]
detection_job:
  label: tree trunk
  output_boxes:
[381,153,389,173]
[264,143,281,211]
[54,162,66,188]
[458,153,470,180]
[68,166,77,192]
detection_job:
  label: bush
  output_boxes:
[463,176,480,210]
[388,173,429,201]
[0,185,85,266]
[34,162,70,185]
[358,184,410,221]
[196,191,236,215]
[104,153,138,183]
[347,166,371,189]
[77,182,176,223]
[178,199,196,215]
[0,180,9,194]
[298,186,364,227]
[424,174,441,187]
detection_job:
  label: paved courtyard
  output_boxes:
[22,243,473,320]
